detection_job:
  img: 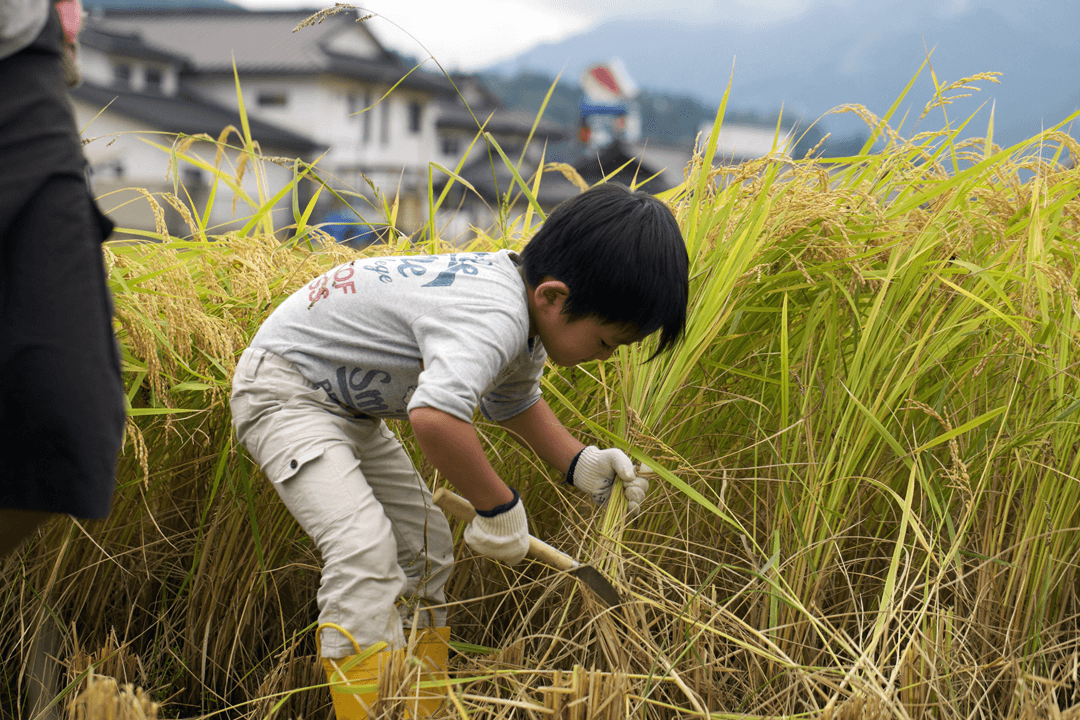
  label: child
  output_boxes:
[229,182,688,717]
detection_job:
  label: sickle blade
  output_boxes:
[568,564,622,607]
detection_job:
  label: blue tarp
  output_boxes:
[319,211,379,248]
[579,100,627,118]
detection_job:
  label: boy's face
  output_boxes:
[529,279,639,366]
[543,315,638,367]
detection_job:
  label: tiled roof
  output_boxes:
[73,81,322,153]
[88,9,367,72]
[322,52,453,94]
[80,25,185,65]
[85,9,454,93]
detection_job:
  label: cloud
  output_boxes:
[359,0,595,69]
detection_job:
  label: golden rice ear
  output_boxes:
[67,671,159,720]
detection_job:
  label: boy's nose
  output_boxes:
[593,347,616,362]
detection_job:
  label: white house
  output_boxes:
[76,7,455,239]
[71,7,572,243]
[74,19,321,237]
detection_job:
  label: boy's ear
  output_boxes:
[533,279,570,312]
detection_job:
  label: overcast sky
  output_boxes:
[228,0,873,71]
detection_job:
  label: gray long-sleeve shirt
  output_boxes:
[250,249,546,424]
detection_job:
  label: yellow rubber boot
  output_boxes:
[323,649,403,720]
[404,627,451,719]
[319,623,400,720]
[318,623,451,720]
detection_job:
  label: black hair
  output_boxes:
[520,182,689,358]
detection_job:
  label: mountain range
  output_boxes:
[485,0,1080,151]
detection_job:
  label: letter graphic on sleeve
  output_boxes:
[421,254,484,287]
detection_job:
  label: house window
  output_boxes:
[113,63,131,88]
[349,93,374,145]
[380,98,390,146]
[182,167,204,188]
[257,91,288,107]
[407,102,422,134]
[145,67,162,94]
[441,136,460,156]
[362,92,372,144]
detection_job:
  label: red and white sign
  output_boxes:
[580,57,639,104]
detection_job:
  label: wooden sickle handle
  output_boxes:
[432,487,576,572]
[431,486,479,523]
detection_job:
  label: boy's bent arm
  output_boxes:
[498,398,585,477]
[409,406,516,513]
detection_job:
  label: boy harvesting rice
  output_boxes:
[230,182,689,717]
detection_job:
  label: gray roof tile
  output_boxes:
[86,9,453,93]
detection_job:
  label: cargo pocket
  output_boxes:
[271,445,326,485]
[238,347,268,383]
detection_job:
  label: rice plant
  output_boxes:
[3,61,1080,720]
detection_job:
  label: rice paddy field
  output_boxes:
[4,69,1080,720]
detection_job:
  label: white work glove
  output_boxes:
[463,488,530,564]
[567,446,650,517]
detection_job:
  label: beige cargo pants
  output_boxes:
[230,347,455,657]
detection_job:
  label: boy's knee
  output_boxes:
[318,509,404,578]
